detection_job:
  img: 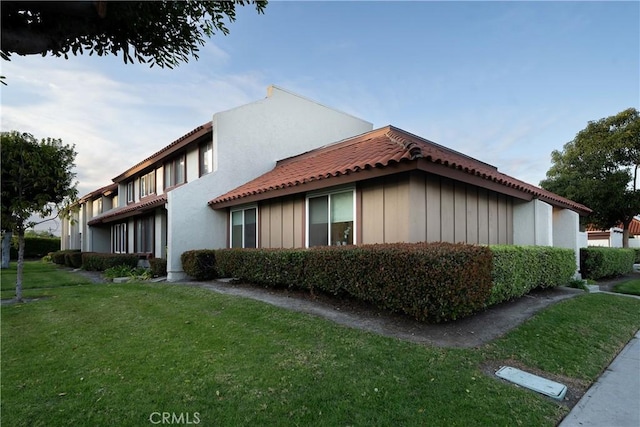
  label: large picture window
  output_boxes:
[200,140,214,176]
[230,207,257,248]
[164,154,186,188]
[307,189,354,247]
[135,216,154,253]
[111,223,127,254]
[140,171,156,198]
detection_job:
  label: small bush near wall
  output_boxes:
[64,252,83,269]
[634,248,640,264]
[149,258,167,277]
[181,250,217,280]
[216,243,493,323]
[580,247,635,280]
[51,249,81,265]
[82,253,139,272]
[489,246,576,306]
[12,237,63,260]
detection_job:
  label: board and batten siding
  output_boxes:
[259,195,306,248]
[360,171,513,245]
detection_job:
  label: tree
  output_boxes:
[1,131,78,302]
[540,108,640,247]
[1,1,267,69]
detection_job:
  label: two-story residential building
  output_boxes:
[63,85,592,280]
[62,86,374,280]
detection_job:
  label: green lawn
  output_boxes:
[613,279,640,296]
[2,262,639,426]
[1,262,91,299]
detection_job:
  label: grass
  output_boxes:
[1,261,91,299]
[2,262,639,426]
[613,279,640,296]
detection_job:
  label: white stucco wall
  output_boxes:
[552,208,581,272]
[166,85,373,280]
[513,199,553,246]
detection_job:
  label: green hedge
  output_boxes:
[51,249,81,265]
[82,252,139,272]
[181,250,217,280]
[149,258,167,277]
[489,246,576,305]
[64,252,83,268]
[216,243,493,323]
[634,248,640,264]
[10,237,61,260]
[580,247,635,280]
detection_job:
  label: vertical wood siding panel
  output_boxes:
[466,185,479,244]
[384,177,401,243]
[361,182,385,244]
[260,203,270,248]
[282,199,294,248]
[409,172,427,242]
[506,197,514,244]
[426,175,441,242]
[293,196,304,248]
[488,192,499,244]
[454,182,467,243]
[270,201,283,248]
[477,188,489,244]
[498,194,508,244]
[440,178,455,243]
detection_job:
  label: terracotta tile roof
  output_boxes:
[586,218,640,235]
[88,193,166,225]
[112,122,212,182]
[209,125,591,214]
[79,183,118,202]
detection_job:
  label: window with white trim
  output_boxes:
[126,181,134,203]
[164,153,186,188]
[200,140,214,176]
[307,189,354,247]
[230,207,257,248]
[111,223,127,254]
[140,171,156,198]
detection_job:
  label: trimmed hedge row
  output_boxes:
[489,246,576,305]
[51,249,81,265]
[10,237,61,260]
[82,252,139,272]
[634,248,640,264]
[149,258,168,277]
[181,250,217,280]
[580,247,635,280]
[214,243,493,323]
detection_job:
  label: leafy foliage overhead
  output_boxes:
[540,108,640,243]
[1,1,267,68]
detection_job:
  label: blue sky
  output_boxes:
[1,1,638,233]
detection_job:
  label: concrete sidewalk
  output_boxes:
[559,331,640,427]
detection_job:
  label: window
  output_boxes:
[126,181,134,203]
[230,207,257,248]
[94,198,103,216]
[307,190,354,247]
[111,223,127,254]
[200,140,213,176]
[164,153,186,188]
[140,171,156,198]
[135,216,154,253]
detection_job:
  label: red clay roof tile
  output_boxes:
[209,125,591,214]
[87,194,167,225]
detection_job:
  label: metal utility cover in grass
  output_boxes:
[495,366,567,400]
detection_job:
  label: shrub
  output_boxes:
[104,265,136,280]
[634,248,640,264]
[64,251,83,268]
[10,236,61,260]
[580,247,635,280]
[489,246,576,305]
[216,243,493,323]
[82,252,139,272]
[51,249,81,265]
[181,250,217,280]
[149,258,167,277]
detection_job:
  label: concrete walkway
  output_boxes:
[559,331,640,427]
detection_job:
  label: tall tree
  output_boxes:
[1,131,78,302]
[1,1,267,68]
[541,108,640,247]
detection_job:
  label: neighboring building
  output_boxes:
[62,86,374,280]
[63,86,592,280]
[586,217,640,248]
[210,125,591,269]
